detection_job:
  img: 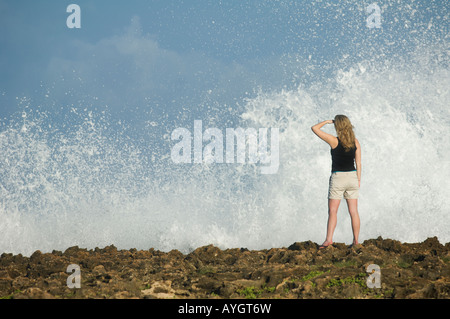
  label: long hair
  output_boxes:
[334,115,356,151]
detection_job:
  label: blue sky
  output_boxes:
[0,0,447,125]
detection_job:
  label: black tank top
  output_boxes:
[331,138,356,172]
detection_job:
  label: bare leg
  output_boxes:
[345,199,360,245]
[321,199,341,247]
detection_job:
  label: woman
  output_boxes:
[311,115,361,249]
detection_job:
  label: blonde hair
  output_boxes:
[334,115,356,151]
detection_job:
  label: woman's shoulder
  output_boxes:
[330,136,339,149]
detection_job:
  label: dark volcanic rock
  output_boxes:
[0,237,448,299]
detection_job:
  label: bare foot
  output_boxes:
[319,240,333,249]
[349,241,360,248]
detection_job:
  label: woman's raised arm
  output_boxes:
[311,120,337,148]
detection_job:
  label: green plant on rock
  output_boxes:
[301,269,330,281]
[397,260,412,269]
[333,259,357,268]
[236,285,276,299]
[0,289,23,299]
[236,286,261,299]
[261,283,275,293]
[326,273,367,288]
[198,266,217,275]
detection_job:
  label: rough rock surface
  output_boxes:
[0,237,448,299]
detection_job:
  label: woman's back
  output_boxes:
[331,138,356,173]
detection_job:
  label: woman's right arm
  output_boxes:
[355,138,362,187]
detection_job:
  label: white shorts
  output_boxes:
[328,171,359,200]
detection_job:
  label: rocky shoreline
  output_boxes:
[0,237,449,299]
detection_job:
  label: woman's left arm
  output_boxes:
[311,120,337,147]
